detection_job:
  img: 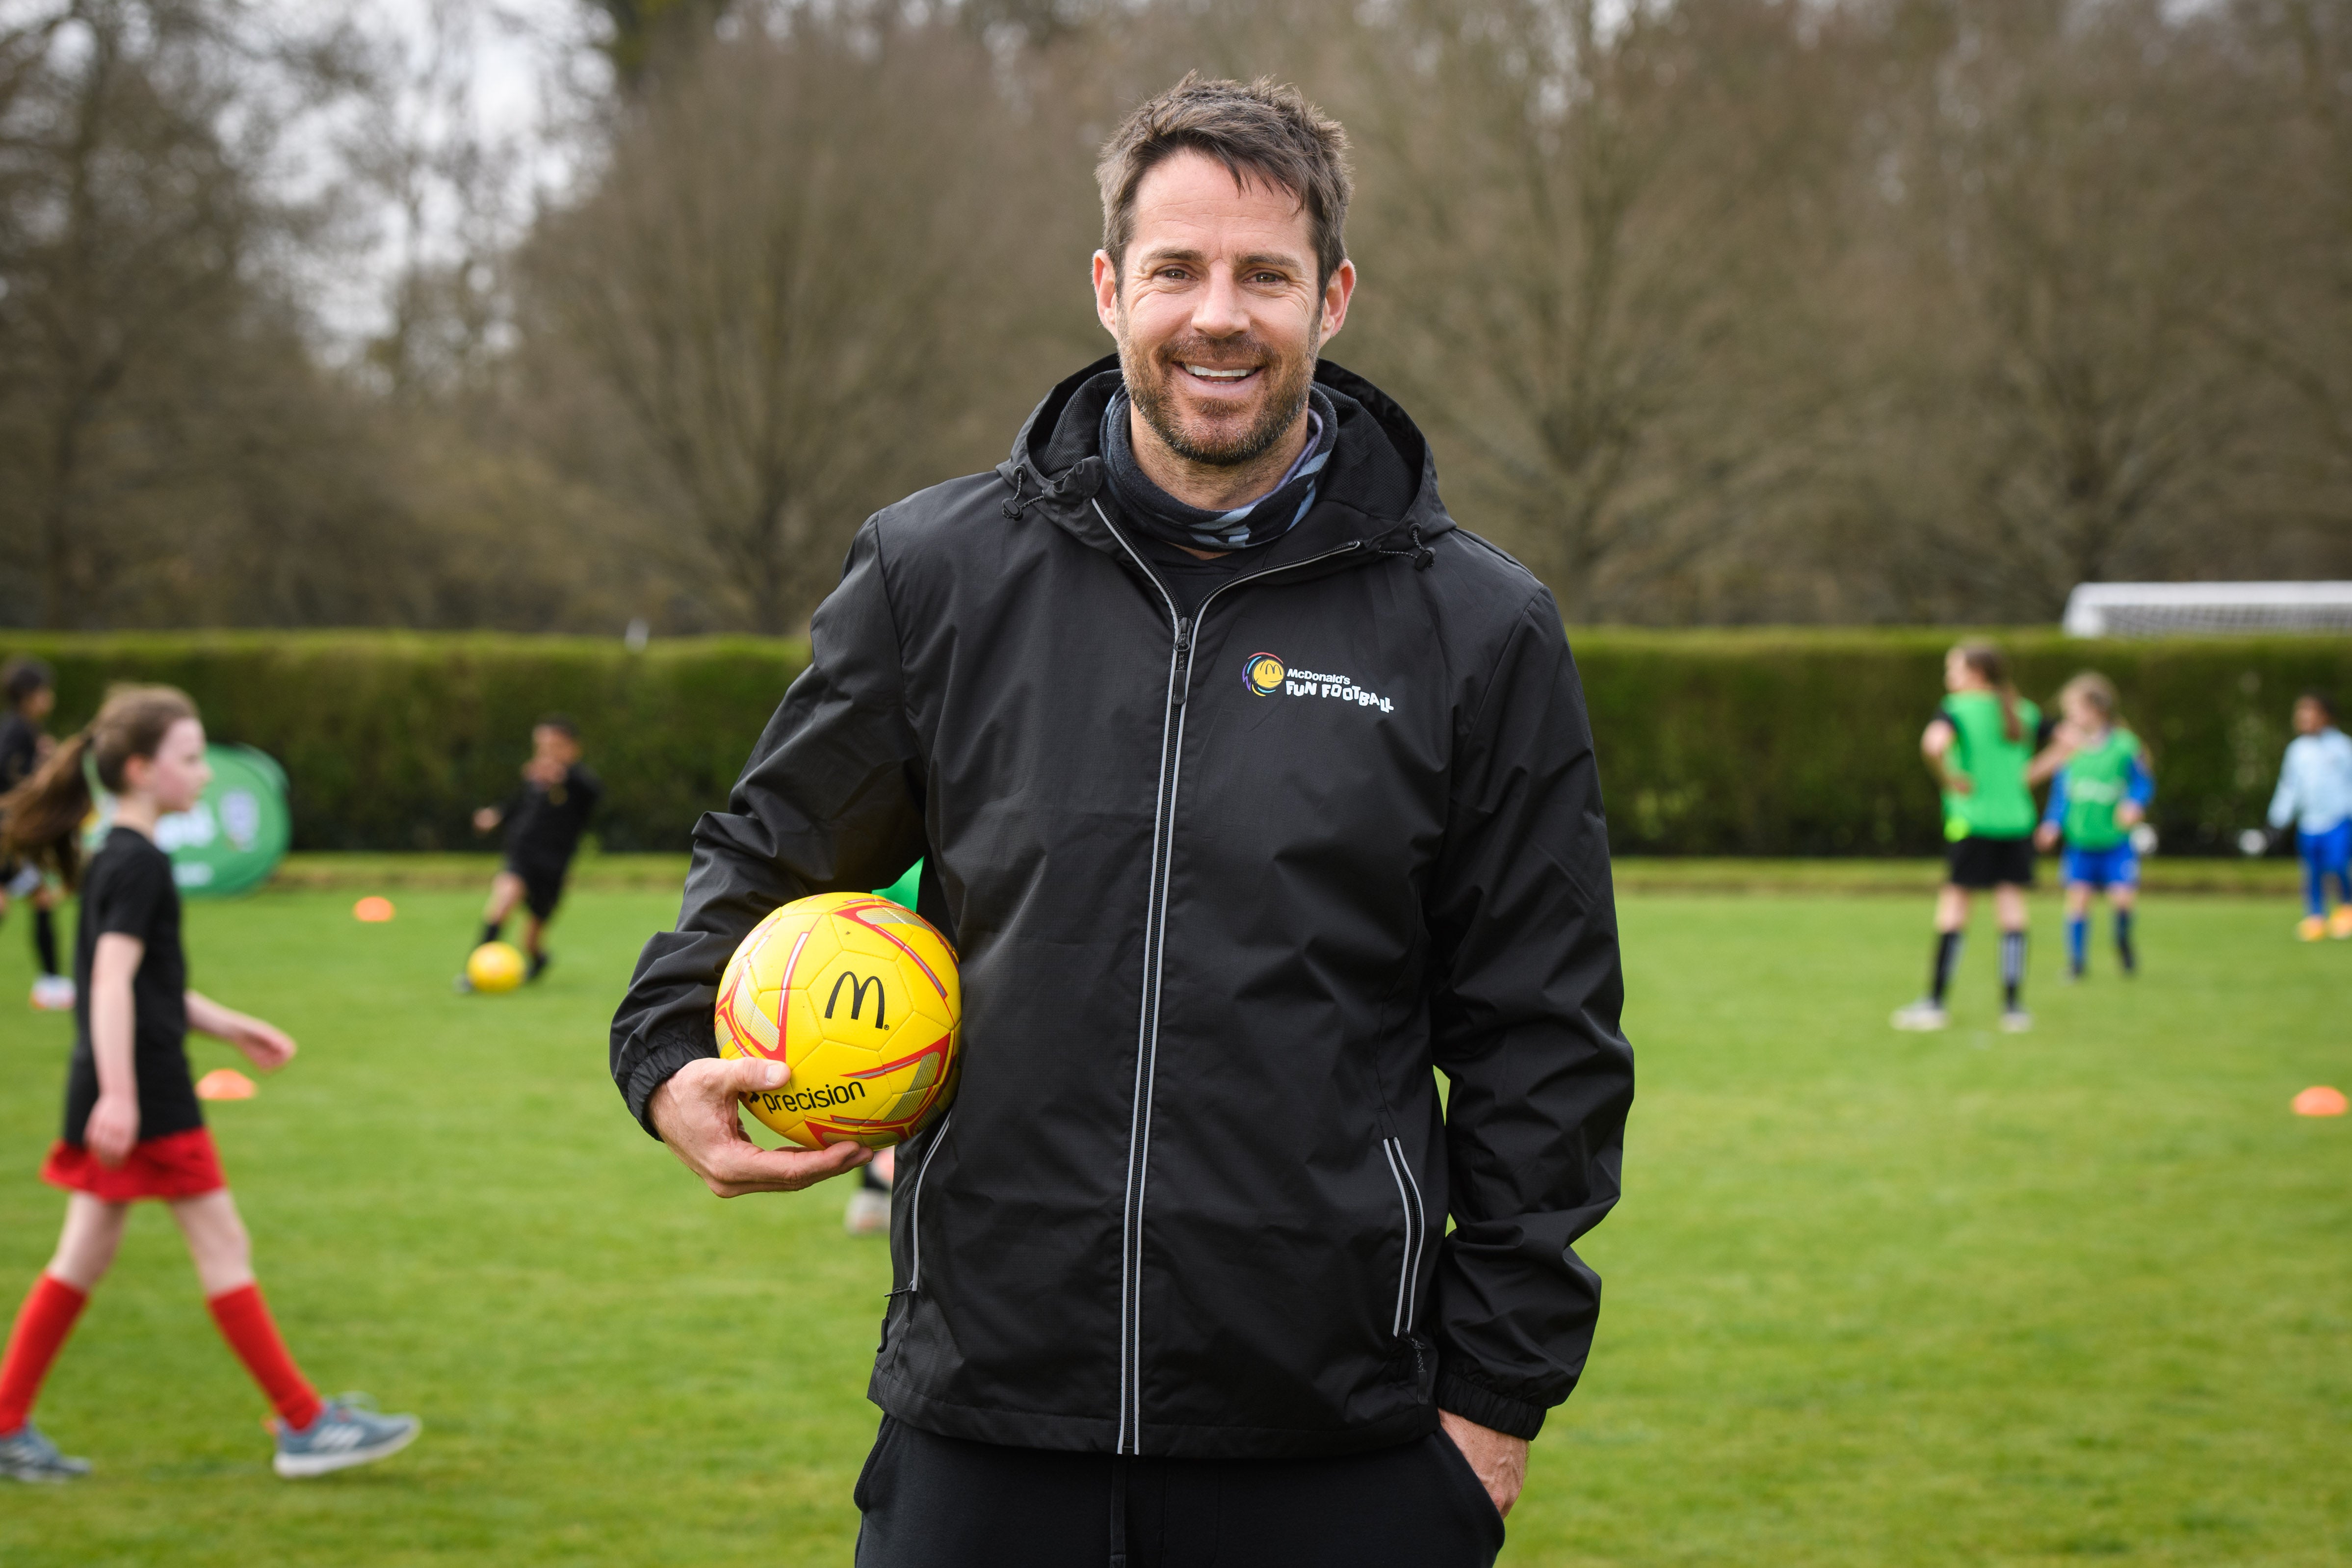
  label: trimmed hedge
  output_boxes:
[9,629,2349,858]
[1574,629,2352,856]
[10,633,802,854]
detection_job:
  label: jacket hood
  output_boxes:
[996,355,1456,564]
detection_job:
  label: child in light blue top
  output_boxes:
[2267,690,2352,937]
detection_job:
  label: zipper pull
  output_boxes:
[1173,618,1193,706]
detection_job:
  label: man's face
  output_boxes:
[2294,698,2325,736]
[1093,150,1355,469]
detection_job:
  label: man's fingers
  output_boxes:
[701,1139,870,1197]
[713,1055,789,1098]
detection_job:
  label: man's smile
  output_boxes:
[1176,361,1264,393]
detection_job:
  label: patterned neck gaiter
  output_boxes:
[1100,383,1338,552]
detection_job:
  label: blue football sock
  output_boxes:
[2115,910,2135,973]
[2065,916,2087,976]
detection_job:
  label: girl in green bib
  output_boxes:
[1894,642,2055,1034]
[2033,673,2153,980]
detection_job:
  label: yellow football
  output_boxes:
[714,891,961,1149]
[466,941,527,994]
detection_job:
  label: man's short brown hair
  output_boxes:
[1097,73,1352,292]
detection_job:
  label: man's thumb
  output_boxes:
[726,1055,788,1094]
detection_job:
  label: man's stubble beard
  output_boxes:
[1118,317,1320,472]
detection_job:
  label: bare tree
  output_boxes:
[518,13,1022,633]
[6,0,2351,633]
[2195,0,2352,572]
[342,0,530,404]
[0,0,366,627]
[586,0,734,90]
[1883,1,2237,617]
[1338,0,1843,620]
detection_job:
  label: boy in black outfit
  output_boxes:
[458,716,600,989]
[0,658,71,1010]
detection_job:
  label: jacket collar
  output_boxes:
[996,355,1456,572]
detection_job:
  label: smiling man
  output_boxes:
[611,75,1633,1568]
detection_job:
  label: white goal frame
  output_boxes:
[2062,582,2352,638]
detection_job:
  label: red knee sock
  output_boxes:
[206,1283,323,1430]
[0,1274,89,1433]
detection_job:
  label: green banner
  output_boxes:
[89,745,292,898]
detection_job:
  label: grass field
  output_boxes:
[1,877,2348,1566]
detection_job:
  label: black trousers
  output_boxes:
[853,1416,1506,1568]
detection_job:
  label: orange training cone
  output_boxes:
[196,1069,257,1101]
[353,896,396,923]
[2292,1086,2348,1117]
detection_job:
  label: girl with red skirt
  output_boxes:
[0,686,419,1481]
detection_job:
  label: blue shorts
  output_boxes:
[2061,844,2139,889]
[2301,819,2352,874]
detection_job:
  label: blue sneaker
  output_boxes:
[0,1422,91,1482]
[272,1394,420,1478]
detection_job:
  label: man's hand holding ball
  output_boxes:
[649,1057,870,1199]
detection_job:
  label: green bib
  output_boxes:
[2060,729,2140,850]
[1941,692,2040,840]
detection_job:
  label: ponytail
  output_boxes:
[1955,642,2021,742]
[0,683,198,891]
[0,732,95,889]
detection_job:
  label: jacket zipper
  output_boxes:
[905,1110,955,1295]
[1091,496,1361,1453]
[1379,1136,1428,1337]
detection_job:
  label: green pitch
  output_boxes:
[1,882,2347,1566]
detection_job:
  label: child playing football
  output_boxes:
[1894,642,2055,1034]
[2033,673,2154,980]
[0,657,72,1011]
[0,685,418,1482]
[2266,690,2352,941]
[459,715,601,989]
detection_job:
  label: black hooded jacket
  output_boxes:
[611,357,1634,1459]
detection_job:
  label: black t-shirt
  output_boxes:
[65,828,199,1146]
[502,764,601,872]
[1137,532,1278,621]
[0,713,39,792]
[0,714,36,874]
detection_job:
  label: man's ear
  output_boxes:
[1318,258,1358,345]
[1093,250,1121,339]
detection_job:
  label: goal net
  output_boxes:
[2062,582,2352,638]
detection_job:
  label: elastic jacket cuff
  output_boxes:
[1435,1370,1549,1442]
[624,1031,719,1139]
